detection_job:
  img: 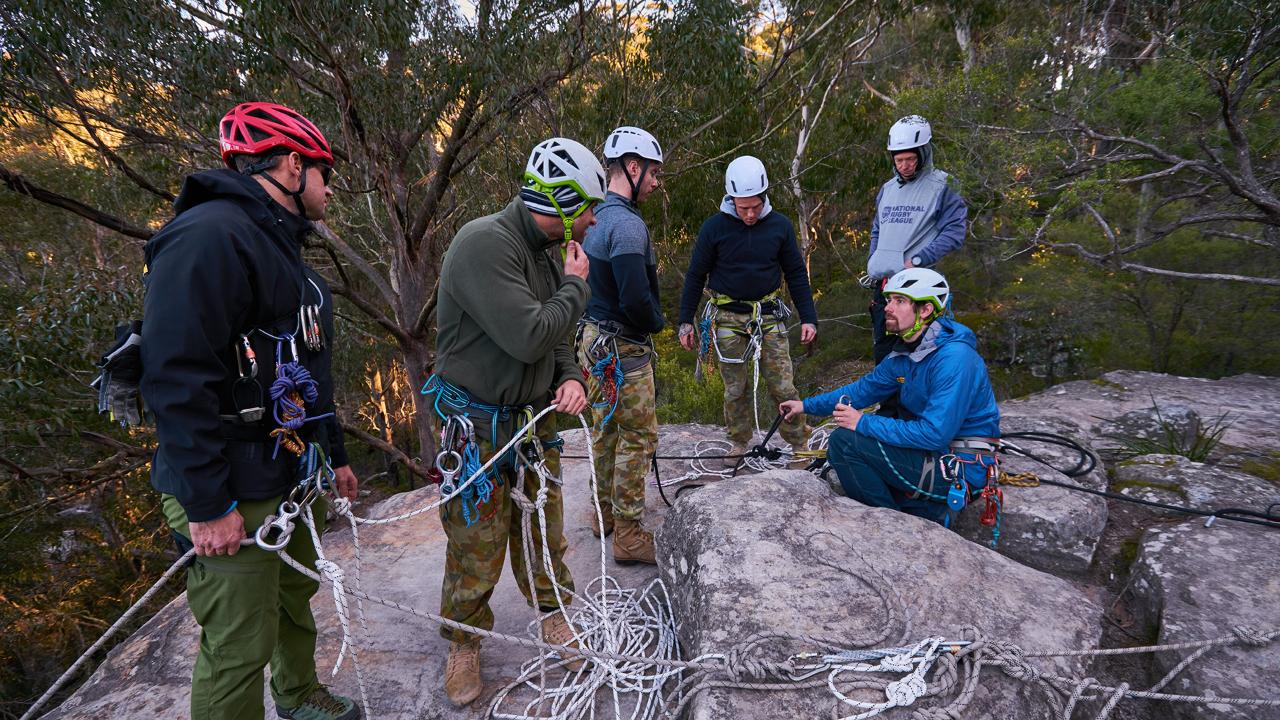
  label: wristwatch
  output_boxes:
[911,255,923,266]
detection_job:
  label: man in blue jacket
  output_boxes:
[866,115,967,419]
[679,156,818,462]
[141,103,360,720]
[780,268,999,525]
[578,126,664,565]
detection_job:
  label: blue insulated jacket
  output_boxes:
[803,317,999,485]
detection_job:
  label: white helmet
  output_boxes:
[884,267,951,314]
[604,126,663,163]
[724,155,768,198]
[887,115,932,151]
[524,137,607,205]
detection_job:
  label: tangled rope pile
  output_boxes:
[22,411,1280,720]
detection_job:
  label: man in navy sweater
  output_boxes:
[578,126,665,565]
[678,156,817,462]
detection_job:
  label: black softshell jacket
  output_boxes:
[141,169,347,522]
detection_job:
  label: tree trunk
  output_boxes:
[953,7,976,78]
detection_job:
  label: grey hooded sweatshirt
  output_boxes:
[866,146,967,279]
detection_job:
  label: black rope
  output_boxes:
[999,432,1280,531]
[732,413,786,477]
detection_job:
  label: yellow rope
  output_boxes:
[999,470,1041,488]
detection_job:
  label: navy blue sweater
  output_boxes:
[678,209,817,325]
[582,192,664,335]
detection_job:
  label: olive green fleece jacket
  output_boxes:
[435,196,589,408]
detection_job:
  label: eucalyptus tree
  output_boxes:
[1,0,618,463]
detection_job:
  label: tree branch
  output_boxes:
[0,164,154,241]
[341,422,432,480]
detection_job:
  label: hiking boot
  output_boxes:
[541,611,585,671]
[721,443,748,469]
[444,640,483,707]
[590,504,614,538]
[276,685,360,720]
[613,517,657,566]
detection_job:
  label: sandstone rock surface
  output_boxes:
[1129,520,1280,719]
[1114,453,1280,520]
[658,470,1105,720]
[956,414,1108,575]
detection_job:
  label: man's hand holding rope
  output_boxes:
[799,323,817,345]
[554,379,590,415]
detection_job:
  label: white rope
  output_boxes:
[17,538,256,720]
[25,407,1280,720]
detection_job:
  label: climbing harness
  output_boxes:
[421,373,569,526]
[694,291,792,432]
[576,319,653,429]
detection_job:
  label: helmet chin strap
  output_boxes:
[889,303,936,339]
[624,159,651,204]
[256,166,309,216]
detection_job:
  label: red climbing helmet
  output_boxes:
[218,102,333,169]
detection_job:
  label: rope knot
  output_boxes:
[1231,625,1271,647]
[316,558,346,585]
[886,674,926,707]
[330,497,353,516]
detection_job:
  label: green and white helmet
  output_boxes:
[884,268,951,337]
[884,267,950,312]
[523,137,607,242]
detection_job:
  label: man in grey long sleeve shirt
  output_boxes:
[866,115,967,418]
[578,126,665,565]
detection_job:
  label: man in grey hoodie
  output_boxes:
[865,115,967,418]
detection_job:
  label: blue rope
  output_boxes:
[589,351,624,428]
[875,439,947,502]
[698,316,712,357]
[268,335,332,459]
[420,374,509,527]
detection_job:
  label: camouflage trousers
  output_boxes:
[714,308,809,447]
[577,323,657,521]
[438,421,573,644]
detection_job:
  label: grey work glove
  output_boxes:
[92,321,145,427]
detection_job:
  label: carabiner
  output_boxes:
[255,514,292,552]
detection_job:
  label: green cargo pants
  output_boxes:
[162,493,326,720]
[714,308,809,448]
[577,323,657,522]
[438,422,574,644]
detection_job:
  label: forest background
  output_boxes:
[1,0,1277,715]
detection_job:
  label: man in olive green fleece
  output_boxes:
[428,137,605,707]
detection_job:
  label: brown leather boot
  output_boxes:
[540,611,585,671]
[590,504,614,538]
[444,640,483,707]
[612,517,656,566]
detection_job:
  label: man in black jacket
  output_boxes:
[141,102,360,720]
[678,155,817,463]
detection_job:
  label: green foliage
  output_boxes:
[653,329,723,425]
[2,0,1280,714]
